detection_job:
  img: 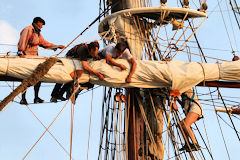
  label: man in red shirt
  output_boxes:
[18,17,65,105]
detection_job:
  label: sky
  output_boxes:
[0,0,240,160]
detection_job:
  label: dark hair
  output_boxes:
[33,17,45,25]
[115,41,129,52]
[88,41,99,51]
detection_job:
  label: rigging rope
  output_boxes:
[225,0,239,53]
[217,0,236,54]
[217,88,240,141]
[55,7,111,57]
[4,82,75,159]
[217,114,240,134]
[22,85,80,160]
[86,89,94,160]
[69,99,75,160]
[208,87,231,160]
[174,110,204,160]
[229,0,240,30]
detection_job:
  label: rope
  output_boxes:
[198,63,206,86]
[22,85,80,160]
[217,114,240,134]
[69,99,75,160]
[172,89,205,159]
[225,0,239,53]
[232,114,240,120]
[208,88,231,160]
[191,0,200,8]
[0,57,58,111]
[86,89,94,160]
[162,12,190,60]
[173,110,203,160]
[4,82,75,159]
[217,0,235,53]
[229,0,240,31]
[55,7,111,57]
[194,122,214,160]
[136,96,158,156]
[217,88,240,141]
[160,99,184,159]
[171,17,207,60]
[196,87,214,159]
[0,82,27,115]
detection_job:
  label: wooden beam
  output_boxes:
[1,75,240,89]
[215,107,240,115]
[197,81,240,88]
[0,76,22,82]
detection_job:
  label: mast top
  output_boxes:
[99,7,207,32]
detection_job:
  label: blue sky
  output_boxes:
[0,0,240,160]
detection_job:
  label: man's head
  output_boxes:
[115,41,128,57]
[88,41,100,58]
[33,17,45,29]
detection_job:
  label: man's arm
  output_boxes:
[39,34,65,51]
[125,58,137,83]
[105,54,126,70]
[81,61,104,80]
[39,34,55,48]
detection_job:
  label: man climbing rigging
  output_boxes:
[50,41,104,102]
[98,41,137,83]
[17,17,65,105]
[173,89,202,152]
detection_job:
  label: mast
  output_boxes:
[99,1,165,159]
[110,1,164,159]
[98,0,209,159]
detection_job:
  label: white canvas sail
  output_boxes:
[0,56,239,93]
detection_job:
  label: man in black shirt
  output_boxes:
[50,41,104,102]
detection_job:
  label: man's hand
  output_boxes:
[125,76,132,83]
[120,64,127,70]
[17,51,26,58]
[58,45,65,49]
[97,72,105,80]
[48,45,65,51]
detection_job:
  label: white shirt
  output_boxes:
[117,48,133,60]
[98,43,133,60]
[98,43,116,58]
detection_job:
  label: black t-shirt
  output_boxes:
[66,45,92,61]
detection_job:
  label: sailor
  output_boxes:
[98,41,137,83]
[173,89,202,152]
[50,41,104,102]
[17,17,65,105]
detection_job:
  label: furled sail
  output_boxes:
[0,56,239,93]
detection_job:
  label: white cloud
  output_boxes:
[0,21,19,53]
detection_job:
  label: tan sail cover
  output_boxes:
[0,56,239,93]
